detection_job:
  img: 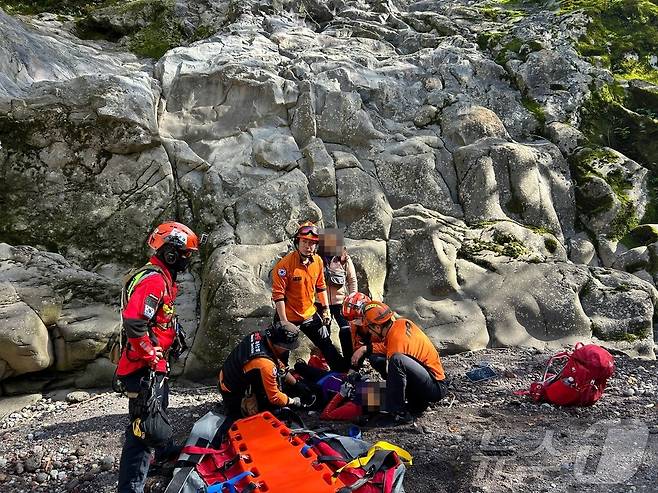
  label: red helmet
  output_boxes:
[295,221,319,243]
[363,301,393,326]
[147,222,199,252]
[342,292,371,321]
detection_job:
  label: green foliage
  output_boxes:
[0,0,116,16]
[572,147,640,239]
[521,96,546,127]
[561,0,658,83]
[580,82,658,172]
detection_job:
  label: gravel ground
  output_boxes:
[0,347,656,493]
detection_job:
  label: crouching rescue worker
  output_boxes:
[342,292,387,377]
[116,221,199,493]
[271,221,346,371]
[363,301,447,426]
[218,321,309,434]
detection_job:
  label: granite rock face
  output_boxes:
[0,0,656,389]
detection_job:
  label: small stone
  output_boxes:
[58,471,67,481]
[100,456,114,471]
[14,462,24,474]
[0,472,6,481]
[35,472,48,483]
[24,456,41,473]
[622,388,636,397]
[0,457,6,469]
[65,391,90,403]
[50,469,59,479]
[66,478,80,491]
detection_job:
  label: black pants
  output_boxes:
[277,312,347,372]
[386,353,446,415]
[117,369,173,493]
[329,304,353,365]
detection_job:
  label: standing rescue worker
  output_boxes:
[363,301,447,425]
[271,221,346,371]
[117,221,199,493]
[218,321,305,434]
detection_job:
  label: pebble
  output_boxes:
[66,391,90,403]
[0,457,6,469]
[66,478,80,491]
[14,462,24,474]
[35,472,48,483]
[24,456,41,472]
[622,388,636,397]
[100,455,115,471]
[50,469,59,479]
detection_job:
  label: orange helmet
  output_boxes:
[363,301,393,326]
[147,222,199,252]
[342,292,371,321]
[295,221,319,243]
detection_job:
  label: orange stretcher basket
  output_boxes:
[227,411,345,492]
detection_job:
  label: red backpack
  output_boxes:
[517,343,615,406]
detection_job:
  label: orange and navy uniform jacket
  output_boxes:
[219,331,290,407]
[116,256,177,376]
[384,318,445,381]
[271,250,328,322]
[350,320,386,356]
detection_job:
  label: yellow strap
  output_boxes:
[333,441,412,478]
[132,418,145,439]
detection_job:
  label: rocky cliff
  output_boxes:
[0,0,657,393]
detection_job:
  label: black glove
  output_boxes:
[292,380,313,399]
[170,320,188,360]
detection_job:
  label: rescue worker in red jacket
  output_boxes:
[217,321,306,435]
[363,301,447,426]
[271,221,346,371]
[117,221,199,493]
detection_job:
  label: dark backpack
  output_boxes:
[516,343,615,406]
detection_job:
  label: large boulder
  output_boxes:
[0,72,171,265]
[454,138,574,241]
[335,153,393,240]
[0,244,120,382]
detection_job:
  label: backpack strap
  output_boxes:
[333,440,412,477]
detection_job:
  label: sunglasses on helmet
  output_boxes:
[298,225,319,236]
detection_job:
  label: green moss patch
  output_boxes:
[0,0,116,16]
[561,0,658,84]
[592,322,651,342]
[572,147,641,239]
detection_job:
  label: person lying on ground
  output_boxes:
[320,377,387,422]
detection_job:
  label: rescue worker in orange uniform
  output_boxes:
[342,292,387,377]
[271,222,346,371]
[117,221,199,493]
[363,301,447,425]
[218,322,305,434]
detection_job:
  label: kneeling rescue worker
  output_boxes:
[116,221,199,493]
[218,321,307,434]
[363,301,447,425]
